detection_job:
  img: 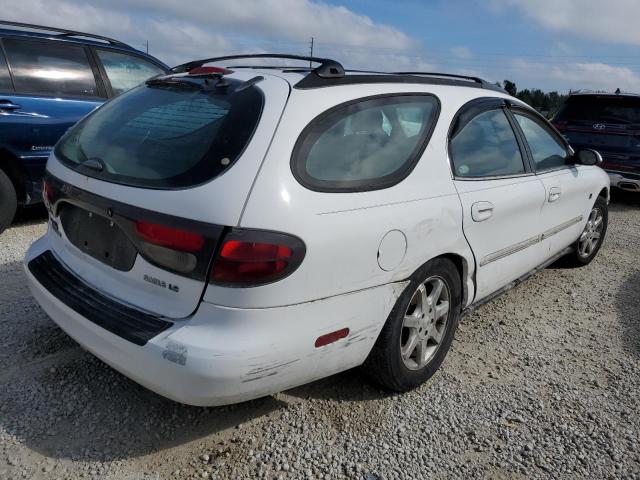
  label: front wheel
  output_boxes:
[362,257,461,392]
[565,196,608,267]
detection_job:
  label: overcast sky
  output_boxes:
[2,0,640,93]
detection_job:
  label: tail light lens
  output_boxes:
[135,221,205,252]
[135,221,206,273]
[42,179,54,206]
[211,229,305,286]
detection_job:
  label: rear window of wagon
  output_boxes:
[55,77,264,189]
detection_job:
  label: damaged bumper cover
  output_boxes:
[24,235,404,406]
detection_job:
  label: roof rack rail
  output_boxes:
[0,20,132,48]
[393,71,502,90]
[171,54,345,79]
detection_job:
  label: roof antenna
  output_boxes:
[615,88,621,94]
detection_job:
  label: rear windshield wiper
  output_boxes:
[80,157,106,173]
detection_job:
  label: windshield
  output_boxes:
[55,77,264,188]
[555,95,640,125]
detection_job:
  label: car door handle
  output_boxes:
[548,187,562,203]
[471,201,494,222]
[0,99,22,111]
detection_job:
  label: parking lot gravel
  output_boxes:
[1,194,639,480]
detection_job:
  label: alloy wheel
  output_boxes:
[400,276,451,370]
[578,207,604,258]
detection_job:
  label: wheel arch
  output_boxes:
[430,252,472,310]
[598,186,609,203]
[0,148,27,204]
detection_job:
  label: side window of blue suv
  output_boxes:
[0,46,12,91]
[3,38,98,97]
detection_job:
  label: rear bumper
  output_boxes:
[607,172,640,192]
[24,233,404,406]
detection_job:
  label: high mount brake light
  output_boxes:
[188,66,232,75]
[210,230,305,286]
[135,221,205,253]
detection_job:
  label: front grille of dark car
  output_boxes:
[28,251,173,346]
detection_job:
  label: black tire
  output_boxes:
[362,257,461,392]
[564,195,608,267]
[0,169,17,235]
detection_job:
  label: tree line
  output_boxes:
[497,80,568,116]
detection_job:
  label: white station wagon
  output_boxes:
[24,55,609,406]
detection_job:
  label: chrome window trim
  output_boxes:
[453,172,536,182]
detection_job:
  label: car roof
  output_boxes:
[169,54,507,94]
[0,22,168,68]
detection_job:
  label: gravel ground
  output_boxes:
[1,194,639,480]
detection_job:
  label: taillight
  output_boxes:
[42,179,54,206]
[135,221,204,252]
[135,221,205,274]
[210,229,305,286]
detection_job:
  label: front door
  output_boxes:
[511,110,587,257]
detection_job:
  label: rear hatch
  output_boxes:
[553,94,640,173]
[43,70,290,318]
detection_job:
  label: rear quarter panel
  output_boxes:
[205,84,504,309]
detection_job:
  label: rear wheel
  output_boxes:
[0,169,17,234]
[362,257,461,392]
[564,196,608,267]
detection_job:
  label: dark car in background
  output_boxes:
[552,91,640,194]
[0,21,169,233]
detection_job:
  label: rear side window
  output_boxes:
[97,50,165,96]
[3,38,98,97]
[450,109,525,178]
[55,78,264,189]
[292,95,439,192]
[0,45,12,91]
[514,113,568,171]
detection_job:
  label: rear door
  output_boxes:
[512,109,587,257]
[45,72,291,318]
[450,99,546,302]
[0,37,104,192]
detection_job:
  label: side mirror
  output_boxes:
[575,149,603,166]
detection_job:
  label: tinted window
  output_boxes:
[450,109,525,178]
[555,95,640,125]
[514,113,568,171]
[3,39,97,96]
[0,46,12,91]
[56,78,263,189]
[293,95,439,191]
[97,50,165,96]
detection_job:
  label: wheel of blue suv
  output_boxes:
[0,169,17,234]
[362,257,461,392]
[564,196,608,267]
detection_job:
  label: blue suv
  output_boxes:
[0,21,168,232]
